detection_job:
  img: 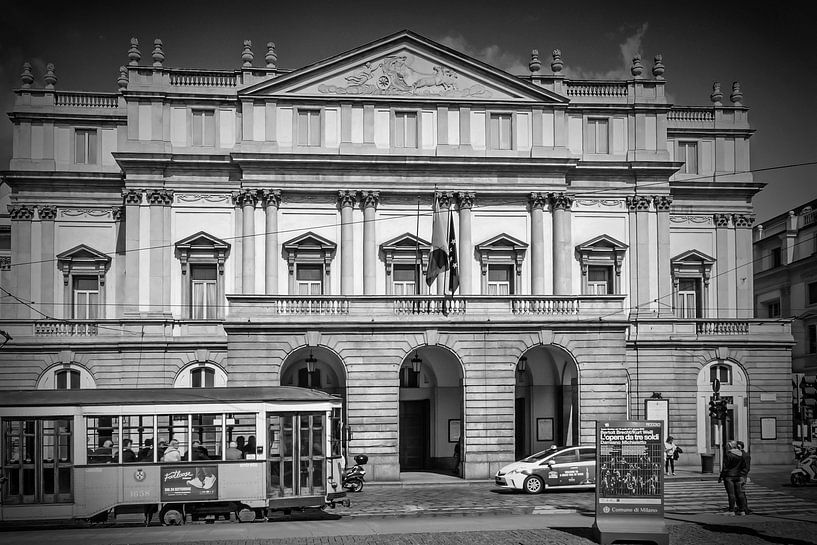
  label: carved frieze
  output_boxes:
[574,199,623,208]
[175,194,232,205]
[317,54,491,98]
[60,208,112,219]
[670,215,713,224]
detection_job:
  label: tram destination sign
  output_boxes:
[161,464,219,501]
[592,420,669,545]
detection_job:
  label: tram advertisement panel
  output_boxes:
[160,465,219,501]
[595,421,663,518]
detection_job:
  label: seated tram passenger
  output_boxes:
[161,439,182,462]
[137,438,154,462]
[224,440,243,460]
[191,440,210,461]
[121,438,137,463]
[92,439,114,463]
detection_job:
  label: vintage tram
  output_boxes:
[0,386,348,525]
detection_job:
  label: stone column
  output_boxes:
[530,193,547,295]
[361,191,380,295]
[714,213,733,319]
[456,192,475,295]
[338,191,356,295]
[436,192,454,295]
[734,214,755,319]
[9,205,34,318]
[39,206,57,318]
[122,189,142,314]
[626,195,652,315]
[147,190,172,314]
[654,196,672,317]
[262,189,281,295]
[237,189,257,294]
[550,193,573,295]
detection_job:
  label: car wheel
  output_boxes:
[523,475,544,494]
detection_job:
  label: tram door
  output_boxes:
[1,418,73,504]
[266,412,325,498]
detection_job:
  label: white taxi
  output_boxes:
[494,445,596,494]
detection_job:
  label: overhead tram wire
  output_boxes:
[4,158,816,272]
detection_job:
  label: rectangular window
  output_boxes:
[587,266,612,295]
[157,414,189,462]
[86,416,118,464]
[296,264,323,295]
[297,109,321,147]
[73,276,99,320]
[808,282,817,305]
[55,369,80,390]
[191,264,217,320]
[191,414,221,461]
[191,367,215,388]
[765,299,781,318]
[587,118,609,154]
[393,264,418,295]
[489,113,512,150]
[394,112,418,148]
[809,324,816,354]
[770,247,782,268]
[226,413,257,460]
[75,129,98,164]
[120,415,154,463]
[678,278,701,318]
[679,142,698,174]
[487,265,513,295]
[192,110,215,146]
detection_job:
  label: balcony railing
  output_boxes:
[34,321,98,336]
[696,321,749,335]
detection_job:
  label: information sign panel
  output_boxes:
[160,464,219,501]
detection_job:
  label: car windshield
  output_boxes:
[520,446,562,463]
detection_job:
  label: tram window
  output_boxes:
[192,414,220,460]
[157,414,188,462]
[121,415,154,463]
[226,413,257,460]
[86,416,119,464]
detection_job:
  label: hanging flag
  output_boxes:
[447,211,459,294]
[425,196,448,286]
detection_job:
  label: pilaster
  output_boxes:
[338,191,356,295]
[530,193,548,295]
[654,196,672,317]
[38,205,57,318]
[262,190,282,295]
[549,192,573,295]
[361,191,380,295]
[122,189,142,315]
[456,192,475,295]
[734,214,755,318]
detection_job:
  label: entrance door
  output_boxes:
[266,413,325,498]
[2,418,73,505]
[399,400,429,470]
[515,397,526,460]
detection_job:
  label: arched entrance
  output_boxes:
[514,345,579,459]
[697,360,748,454]
[398,346,463,475]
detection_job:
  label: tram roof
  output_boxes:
[0,386,342,407]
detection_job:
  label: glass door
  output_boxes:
[267,412,325,498]
[2,418,73,504]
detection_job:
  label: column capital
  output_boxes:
[530,192,548,210]
[456,191,476,210]
[733,214,755,229]
[653,195,672,211]
[232,189,258,208]
[8,205,34,220]
[112,207,124,221]
[359,190,380,209]
[714,213,731,228]
[261,189,282,208]
[436,191,454,209]
[122,188,143,205]
[548,192,573,211]
[38,206,57,221]
[338,190,357,208]
[147,189,173,206]
[626,195,651,211]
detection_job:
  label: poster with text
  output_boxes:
[595,421,664,518]
[160,465,219,501]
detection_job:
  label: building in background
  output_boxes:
[0,30,793,501]
[754,200,817,441]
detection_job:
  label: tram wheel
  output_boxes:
[237,506,257,522]
[160,505,184,526]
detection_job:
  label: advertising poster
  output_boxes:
[596,421,664,517]
[160,465,219,501]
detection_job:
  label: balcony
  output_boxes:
[629,318,792,344]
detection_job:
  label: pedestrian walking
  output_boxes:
[664,436,678,475]
[737,440,752,514]
[718,439,748,515]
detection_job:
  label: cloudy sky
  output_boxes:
[1,1,815,222]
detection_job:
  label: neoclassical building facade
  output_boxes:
[0,31,793,483]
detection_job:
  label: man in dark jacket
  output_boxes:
[718,440,748,515]
[737,440,752,514]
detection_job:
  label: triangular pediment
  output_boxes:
[175,231,230,251]
[476,233,529,251]
[381,232,431,250]
[56,244,111,264]
[671,249,715,265]
[283,231,336,250]
[242,30,567,103]
[576,234,628,253]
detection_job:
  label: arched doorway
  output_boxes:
[514,345,579,459]
[398,346,463,475]
[697,360,748,454]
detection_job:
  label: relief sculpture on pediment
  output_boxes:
[318,54,491,98]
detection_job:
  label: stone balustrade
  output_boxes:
[667,107,715,123]
[54,91,119,108]
[566,81,628,97]
[168,69,238,87]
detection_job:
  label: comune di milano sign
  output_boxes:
[592,421,669,545]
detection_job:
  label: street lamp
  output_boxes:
[517,355,527,373]
[305,351,317,373]
[411,352,422,373]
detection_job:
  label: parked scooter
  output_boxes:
[790,443,817,486]
[343,454,368,492]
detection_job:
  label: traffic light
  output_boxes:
[709,395,728,420]
[801,375,817,418]
[709,397,720,419]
